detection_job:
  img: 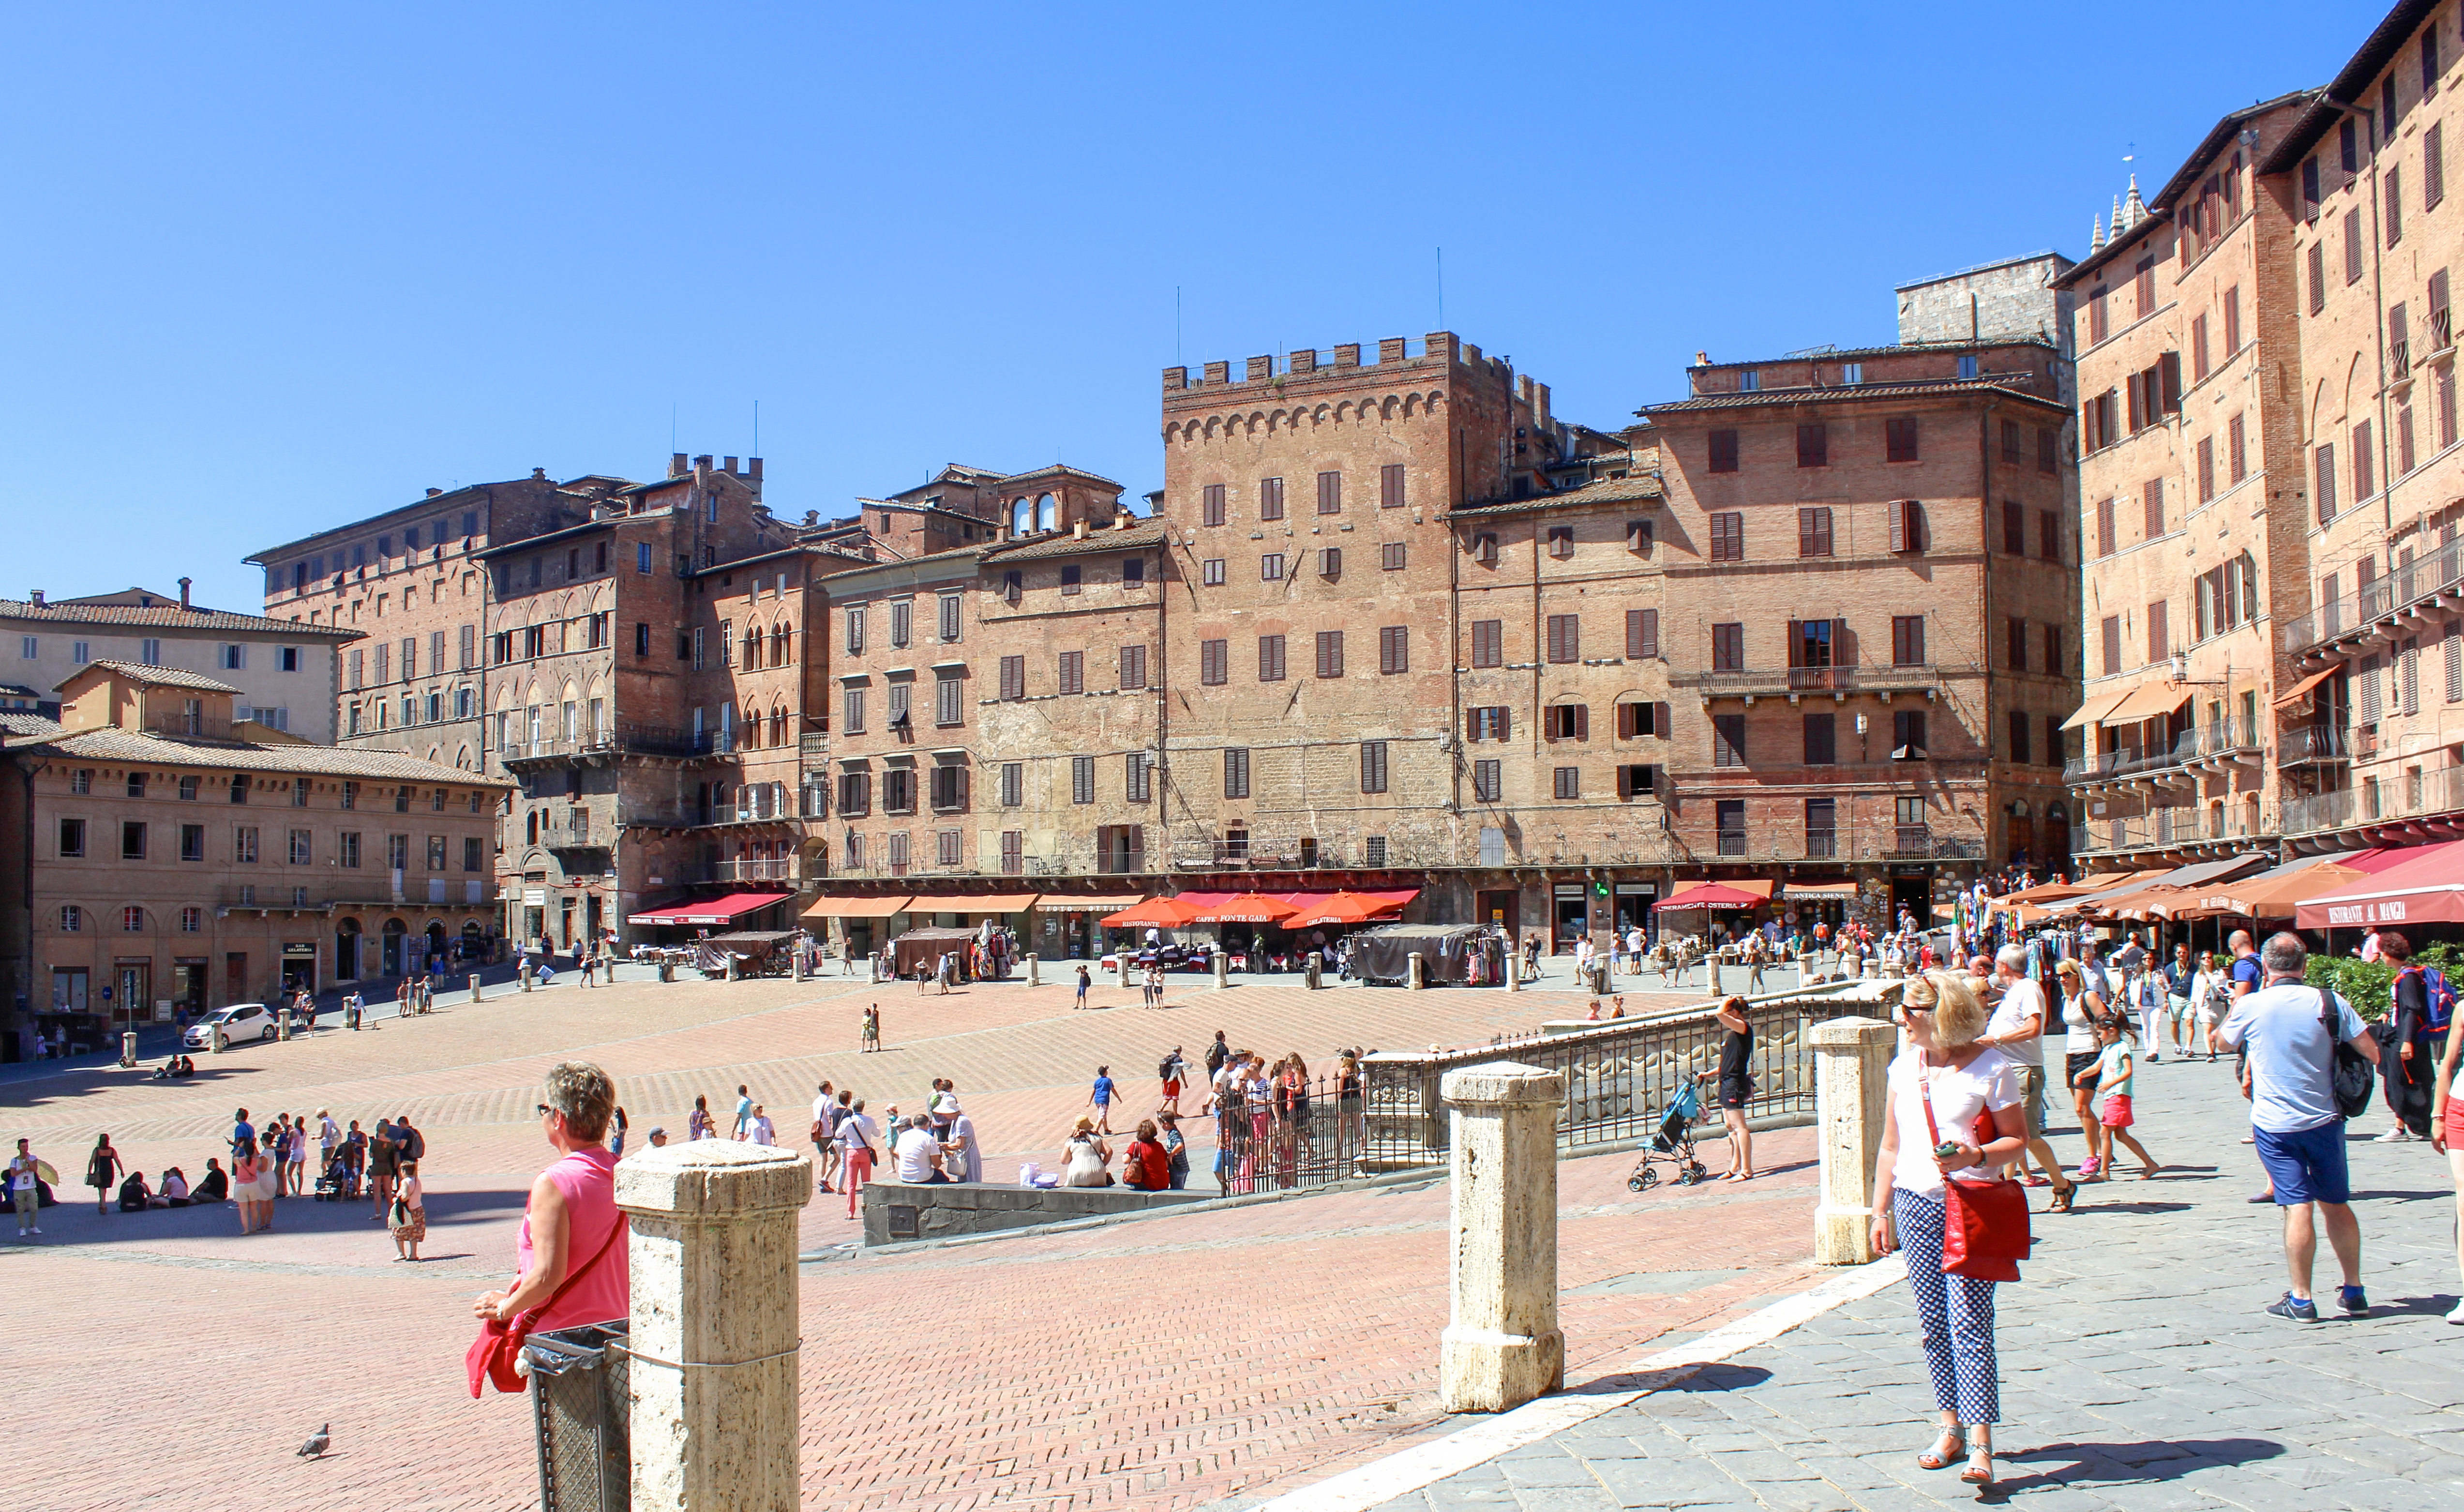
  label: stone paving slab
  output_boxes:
[1355,1040,2464,1512]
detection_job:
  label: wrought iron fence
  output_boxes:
[1356,985,1885,1170]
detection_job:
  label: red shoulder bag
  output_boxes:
[1919,1061,2031,1283]
[465,1216,628,1397]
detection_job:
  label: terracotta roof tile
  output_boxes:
[0,598,362,638]
[9,726,513,785]
[65,661,244,695]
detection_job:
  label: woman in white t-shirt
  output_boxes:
[2185,952,2230,1063]
[1870,969,2027,1491]
[2053,959,2114,1178]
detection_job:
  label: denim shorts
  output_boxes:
[2254,1121,2352,1207]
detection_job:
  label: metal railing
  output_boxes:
[1676,826,1981,863]
[2278,724,2350,764]
[2077,801,2281,854]
[1360,985,1883,1169]
[143,711,237,740]
[1675,663,1953,697]
[2283,763,2464,837]
[2284,536,2464,653]
[220,881,494,909]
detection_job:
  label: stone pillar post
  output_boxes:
[1305,952,1323,990]
[1438,1061,1565,1413]
[1213,951,1228,988]
[1810,1015,1896,1265]
[278,1006,293,1041]
[1025,953,1040,986]
[619,1140,813,1511]
[120,1030,137,1067]
[1117,954,1133,989]
[725,956,739,983]
[468,972,482,1004]
[1408,952,1426,990]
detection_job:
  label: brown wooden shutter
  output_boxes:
[2148,600,2169,662]
[1626,609,1645,658]
[1654,701,1670,738]
[1381,463,1404,509]
[1786,619,1804,667]
[1637,609,1657,658]
[1832,618,1854,667]
[1573,704,1589,741]
[1888,503,1906,554]
[2159,351,2182,412]
[2429,123,2447,208]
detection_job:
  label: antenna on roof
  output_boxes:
[752,400,759,459]
[1436,246,1444,329]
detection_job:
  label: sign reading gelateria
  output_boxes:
[2325,900,2407,925]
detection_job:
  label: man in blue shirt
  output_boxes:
[2217,932,2382,1323]
[230,1108,255,1162]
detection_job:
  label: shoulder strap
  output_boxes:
[1915,1053,1944,1149]
[526,1214,628,1324]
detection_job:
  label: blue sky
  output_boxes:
[0,2,2385,609]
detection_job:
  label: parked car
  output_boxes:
[182,1002,272,1048]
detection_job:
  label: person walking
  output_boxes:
[2075,1014,2159,1179]
[10,1139,44,1239]
[2123,962,2171,1064]
[468,1063,629,1395]
[1089,1065,1119,1134]
[2162,943,2197,1059]
[835,1098,880,1219]
[608,1106,629,1159]
[2217,932,2382,1321]
[2428,973,2464,1321]
[811,1082,841,1194]
[390,1159,427,1261]
[1694,997,1757,1180]
[2187,951,2231,1062]
[1074,964,1092,1010]
[862,1003,881,1053]
[2375,932,2439,1143]
[1868,969,2025,1489]
[686,1095,713,1141]
[731,1084,753,1141]
[1159,1047,1188,1115]
[2053,960,2113,1180]
[86,1133,124,1215]
[1980,946,2077,1210]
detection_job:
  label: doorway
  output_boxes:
[381,918,407,977]
[225,953,248,1005]
[172,960,208,1017]
[280,945,316,998]
[1888,872,1931,931]
[51,968,88,1013]
[335,918,362,981]
[115,962,152,1025]
[425,922,449,972]
[1553,884,1589,953]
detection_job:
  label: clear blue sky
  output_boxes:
[1,2,2382,610]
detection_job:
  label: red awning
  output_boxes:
[1171,887,1420,919]
[629,891,794,927]
[2295,839,2464,929]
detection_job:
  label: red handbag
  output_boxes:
[465,1216,628,1398]
[1920,1066,2031,1283]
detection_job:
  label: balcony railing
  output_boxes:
[1716,828,1748,856]
[2278,724,2351,765]
[2284,536,2464,654]
[143,711,238,740]
[220,881,494,910]
[2076,801,2283,855]
[1677,826,1981,863]
[1674,663,1954,698]
[1804,828,1837,858]
[2282,764,2464,837]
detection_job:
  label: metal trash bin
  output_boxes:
[526,1320,630,1512]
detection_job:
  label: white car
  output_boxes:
[183,1002,273,1048]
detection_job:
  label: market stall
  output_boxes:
[886,926,982,980]
[1346,922,1504,985]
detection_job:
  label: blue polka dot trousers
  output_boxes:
[1893,1187,2001,1426]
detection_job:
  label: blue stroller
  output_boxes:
[1627,1082,1710,1191]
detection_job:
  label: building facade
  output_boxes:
[0,662,508,1056]
[3,585,359,740]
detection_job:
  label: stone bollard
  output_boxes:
[1503,960,1520,993]
[120,1030,137,1068]
[1025,953,1040,987]
[725,956,739,983]
[1408,951,1426,990]
[1305,952,1322,990]
[1118,954,1133,990]
[1810,1016,1896,1265]
[278,1006,294,1041]
[212,1023,229,1054]
[795,951,809,982]
[469,972,482,1004]
[1213,951,1228,988]
[1439,1061,1565,1413]
[619,1139,812,1511]
[522,968,534,993]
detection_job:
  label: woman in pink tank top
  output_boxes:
[472,1061,629,1335]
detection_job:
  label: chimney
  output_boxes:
[1073,518,1089,540]
[670,453,689,478]
[28,590,43,607]
[178,577,192,609]
[1694,350,1709,367]
[747,457,763,482]
[531,468,546,481]
[426,487,443,498]
[802,510,818,526]
[723,456,738,474]
[693,455,712,488]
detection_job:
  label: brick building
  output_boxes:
[3,584,359,740]
[0,661,508,1056]
[1640,326,2080,926]
[2063,0,2464,869]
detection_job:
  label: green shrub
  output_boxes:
[2305,955,2391,1020]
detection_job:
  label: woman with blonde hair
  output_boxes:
[1870,968,2027,1489]
[2053,959,2115,1179]
[470,1062,628,1370]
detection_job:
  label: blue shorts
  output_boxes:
[2254,1121,2352,1207]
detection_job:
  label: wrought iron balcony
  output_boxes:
[1672,663,1950,699]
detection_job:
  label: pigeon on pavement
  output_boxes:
[297,1424,330,1459]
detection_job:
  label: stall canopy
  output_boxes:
[2191,860,2370,920]
[1201,892,1300,923]
[1099,897,1197,928]
[902,892,1041,914]
[798,894,915,920]
[1655,882,1765,911]
[2296,839,2464,928]
[1348,923,1496,984]
[2077,854,2272,917]
[885,927,982,977]
[630,892,794,927]
[1285,890,1410,929]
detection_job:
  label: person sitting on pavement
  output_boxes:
[1121,1120,1172,1191]
[160,1167,190,1207]
[893,1115,949,1185]
[1060,1119,1113,1188]
[118,1171,160,1211]
[191,1159,227,1204]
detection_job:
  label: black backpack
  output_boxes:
[2321,989,2376,1120]
[1158,1056,1176,1081]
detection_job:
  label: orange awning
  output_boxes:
[905,892,1041,913]
[2099,680,2193,726]
[2060,690,2132,730]
[2272,666,2336,710]
[799,894,915,919]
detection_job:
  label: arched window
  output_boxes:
[1011,498,1032,534]
[1035,494,1056,532]
[122,906,145,932]
[60,905,82,932]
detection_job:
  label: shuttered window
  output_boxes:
[2007,618,2028,671]
[1471,619,1502,668]
[2008,711,2031,764]
[1885,418,1918,463]
[2308,242,2328,313]
[1467,706,1511,741]
[1543,705,1590,741]
[1119,644,1147,691]
[1797,423,1828,468]
[1709,512,1743,560]
[1127,752,1151,803]
[2361,653,2383,722]
[1707,429,1739,472]
[1223,747,1249,799]
[2143,478,2164,538]
[2353,421,2375,500]
[1892,615,1926,667]
[1359,741,1388,794]
[1000,763,1022,806]
[2429,123,2447,209]
[2002,501,2024,554]
[2346,208,2365,283]
[1202,484,1226,526]
[1712,714,1745,768]
[1073,756,1095,804]
[1316,470,1342,514]
[1473,760,1501,801]
[2389,165,2405,245]
[2146,601,2169,663]
[999,656,1024,700]
[1626,609,1657,659]
[1258,635,1285,681]
[1260,476,1284,520]
[1803,711,1836,765]
[1616,701,1668,738]
[1381,464,1405,509]
[1200,638,1228,686]
[1058,650,1083,696]
[1315,631,1344,678]
[2101,615,2123,676]
[1318,547,1341,577]
[2445,624,2463,704]
[1001,831,1022,872]
[2198,437,2216,502]
[1887,499,1924,554]
[1710,621,1743,671]
[1552,766,1580,799]
[1798,506,1833,557]
[1381,542,1406,571]
[1378,625,1409,674]
[1546,614,1580,664]
[2097,497,2116,557]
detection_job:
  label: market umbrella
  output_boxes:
[1098,896,1202,928]
[1654,882,1764,910]
[1201,892,1300,924]
[1284,891,1406,929]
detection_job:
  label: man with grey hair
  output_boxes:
[1981,943,2075,1205]
[2218,931,2381,1322]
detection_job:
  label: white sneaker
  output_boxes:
[2449,1300,2464,1325]
[28,1226,39,1235]
[2374,1127,2413,1143]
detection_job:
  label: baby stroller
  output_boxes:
[1628,1083,1710,1191]
[314,1149,361,1202]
